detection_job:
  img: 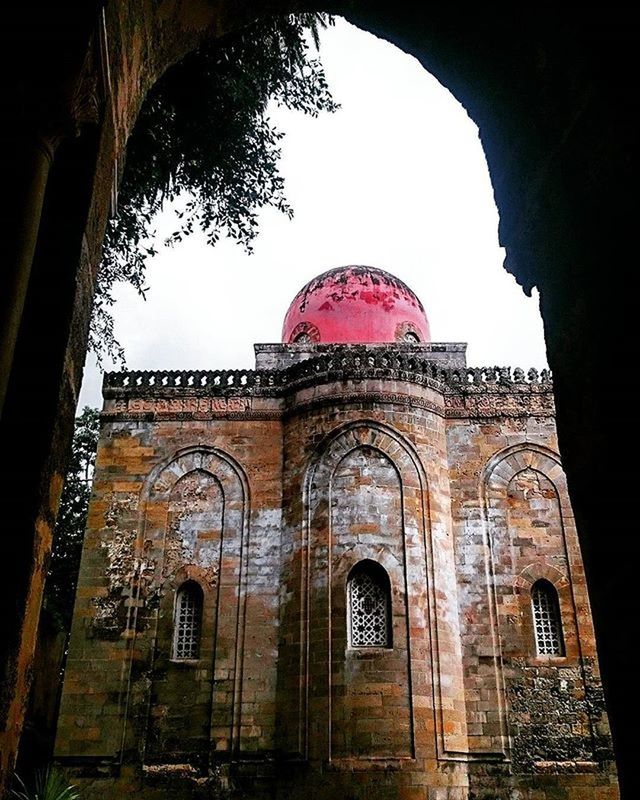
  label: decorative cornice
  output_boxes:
[101,411,282,423]
[101,395,282,423]
[102,347,553,420]
[103,368,284,397]
[284,391,446,419]
[105,347,551,393]
[444,391,554,419]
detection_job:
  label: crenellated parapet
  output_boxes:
[282,351,551,394]
[103,348,554,422]
[103,345,552,399]
[103,367,285,396]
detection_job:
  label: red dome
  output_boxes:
[282,266,431,345]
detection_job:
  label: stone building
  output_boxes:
[55,266,618,799]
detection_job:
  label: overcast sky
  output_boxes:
[78,17,548,410]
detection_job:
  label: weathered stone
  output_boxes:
[55,324,617,798]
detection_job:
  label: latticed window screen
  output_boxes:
[173,583,202,660]
[531,580,564,656]
[348,567,391,648]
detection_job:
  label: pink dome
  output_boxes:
[282,266,431,345]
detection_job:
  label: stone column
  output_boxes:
[0,132,56,419]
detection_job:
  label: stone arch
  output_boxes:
[144,445,248,505]
[480,442,597,765]
[306,424,418,762]
[514,561,569,592]
[304,422,431,628]
[120,445,251,761]
[1,2,632,788]
[280,419,466,764]
[462,442,574,757]
[481,443,579,606]
[481,443,584,651]
[306,419,425,496]
[482,442,566,507]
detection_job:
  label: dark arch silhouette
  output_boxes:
[0,5,634,792]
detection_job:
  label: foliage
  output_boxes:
[10,767,80,800]
[91,13,338,363]
[45,407,100,631]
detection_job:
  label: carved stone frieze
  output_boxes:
[113,396,252,414]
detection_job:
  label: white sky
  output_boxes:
[79,17,548,410]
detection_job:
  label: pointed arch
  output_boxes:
[281,418,467,761]
[117,445,251,761]
[476,441,593,761]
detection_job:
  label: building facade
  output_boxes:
[55,267,618,799]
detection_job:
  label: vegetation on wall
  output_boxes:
[10,767,79,800]
[92,13,338,363]
[45,407,100,630]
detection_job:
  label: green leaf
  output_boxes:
[91,14,338,365]
[11,768,80,800]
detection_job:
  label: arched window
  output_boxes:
[531,579,564,656]
[172,581,203,660]
[347,561,392,648]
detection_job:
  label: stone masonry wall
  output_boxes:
[55,408,284,799]
[330,447,412,760]
[446,415,618,799]
[277,378,469,800]
[54,355,618,799]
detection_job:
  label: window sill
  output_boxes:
[531,654,568,664]
[347,647,393,659]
